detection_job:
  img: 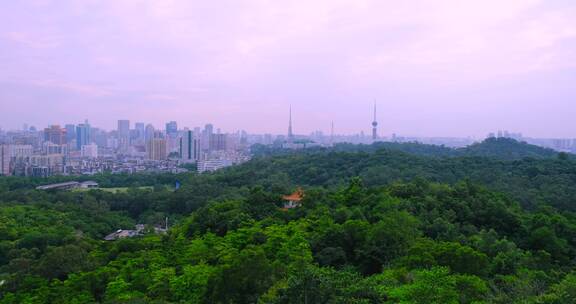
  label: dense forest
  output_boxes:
[1,138,576,303]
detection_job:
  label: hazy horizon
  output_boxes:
[1,0,575,138]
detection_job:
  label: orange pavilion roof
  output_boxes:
[282,188,304,201]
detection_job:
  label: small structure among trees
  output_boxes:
[282,187,304,209]
[35,180,99,191]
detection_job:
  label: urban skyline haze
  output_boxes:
[1,0,575,137]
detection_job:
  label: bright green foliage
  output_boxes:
[170,264,214,302]
[534,272,576,304]
[384,267,488,304]
[400,239,489,276]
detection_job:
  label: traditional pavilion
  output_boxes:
[282,187,304,209]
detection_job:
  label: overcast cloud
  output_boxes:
[0,0,575,137]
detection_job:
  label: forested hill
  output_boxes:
[228,145,576,211]
[459,138,561,159]
[1,140,576,303]
[252,137,564,160]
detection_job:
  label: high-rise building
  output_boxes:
[91,127,108,148]
[44,125,67,145]
[117,120,130,152]
[145,124,155,142]
[76,121,91,150]
[166,121,178,137]
[180,130,201,162]
[371,102,378,141]
[0,145,10,176]
[118,120,130,137]
[202,124,214,151]
[204,124,214,136]
[135,122,145,142]
[226,134,239,151]
[209,133,228,151]
[147,137,167,160]
[11,132,39,147]
[65,124,76,142]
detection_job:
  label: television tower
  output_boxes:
[288,105,294,143]
[330,121,334,146]
[371,101,378,141]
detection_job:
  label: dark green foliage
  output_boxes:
[239,140,576,212]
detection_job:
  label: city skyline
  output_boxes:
[1,0,576,137]
[0,115,568,140]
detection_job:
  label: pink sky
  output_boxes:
[0,0,575,137]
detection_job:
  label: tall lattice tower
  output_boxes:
[371,102,378,141]
[330,121,334,146]
[288,105,294,143]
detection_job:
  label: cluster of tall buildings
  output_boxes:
[487,130,523,141]
[0,119,252,177]
[487,130,576,153]
[0,105,382,177]
[0,126,65,176]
